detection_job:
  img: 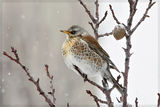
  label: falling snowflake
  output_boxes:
[2,78,5,82]
[1,88,5,93]
[57,10,60,14]
[49,53,53,57]
[7,26,11,30]
[64,93,69,97]
[21,15,26,19]
[8,72,11,76]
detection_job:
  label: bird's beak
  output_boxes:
[60,30,70,35]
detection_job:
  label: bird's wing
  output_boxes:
[81,35,120,72]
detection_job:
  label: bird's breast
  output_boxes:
[62,38,107,76]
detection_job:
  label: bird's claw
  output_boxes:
[82,73,88,82]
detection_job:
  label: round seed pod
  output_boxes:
[113,24,126,40]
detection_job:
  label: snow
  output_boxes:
[56,10,60,14]
[1,88,5,93]
[21,15,26,19]
[2,78,5,82]
[8,72,11,76]
[64,93,69,97]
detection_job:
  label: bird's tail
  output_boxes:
[103,73,125,95]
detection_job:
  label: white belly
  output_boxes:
[63,53,107,77]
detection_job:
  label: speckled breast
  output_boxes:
[62,37,107,75]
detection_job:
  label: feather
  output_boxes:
[81,35,120,72]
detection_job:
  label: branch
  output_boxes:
[86,90,108,107]
[99,32,113,37]
[158,93,160,107]
[88,22,99,39]
[67,103,70,107]
[135,97,138,107]
[78,0,96,23]
[3,47,55,107]
[123,0,155,107]
[45,64,56,105]
[109,4,121,24]
[131,0,156,34]
[127,0,138,29]
[95,0,99,21]
[73,65,114,107]
[97,10,108,26]
[78,0,109,40]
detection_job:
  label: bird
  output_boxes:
[61,25,124,94]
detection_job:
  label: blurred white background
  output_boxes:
[0,0,159,107]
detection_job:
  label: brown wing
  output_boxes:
[81,35,120,72]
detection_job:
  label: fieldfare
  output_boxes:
[61,25,124,94]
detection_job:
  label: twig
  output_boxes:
[86,90,108,107]
[86,90,100,107]
[67,103,70,107]
[73,65,114,107]
[158,93,160,107]
[45,64,56,105]
[78,0,96,23]
[88,22,99,39]
[97,10,108,26]
[99,32,113,37]
[95,0,99,21]
[135,97,138,107]
[78,0,109,40]
[127,0,138,30]
[131,0,156,34]
[109,5,121,24]
[3,47,55,107]
[123,1,155,107]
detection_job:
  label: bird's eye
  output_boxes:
[70,30,76,34]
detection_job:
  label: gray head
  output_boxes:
[61,25,89,38]
[68,25,89,36]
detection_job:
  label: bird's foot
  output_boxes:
[82,73,88,82]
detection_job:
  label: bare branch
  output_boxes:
[109,4,121,24]
[78,0,96,23]
[3,47,55,107]
[127,0,138,29]
[97,10,108,26]
[86,90,108,107]
[73,65,114,107]
[131,0,156,34]
[86,90,100,107]
[88,22,99,39]
[45,64,56,105]
[135,97,138,107]
[99,32,113,38]
[158,93,160,107]
[95,0,99,21]
[67,103,70,107]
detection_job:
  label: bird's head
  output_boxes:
[61,25,89,39]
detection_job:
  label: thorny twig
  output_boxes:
[3,47,55,107]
